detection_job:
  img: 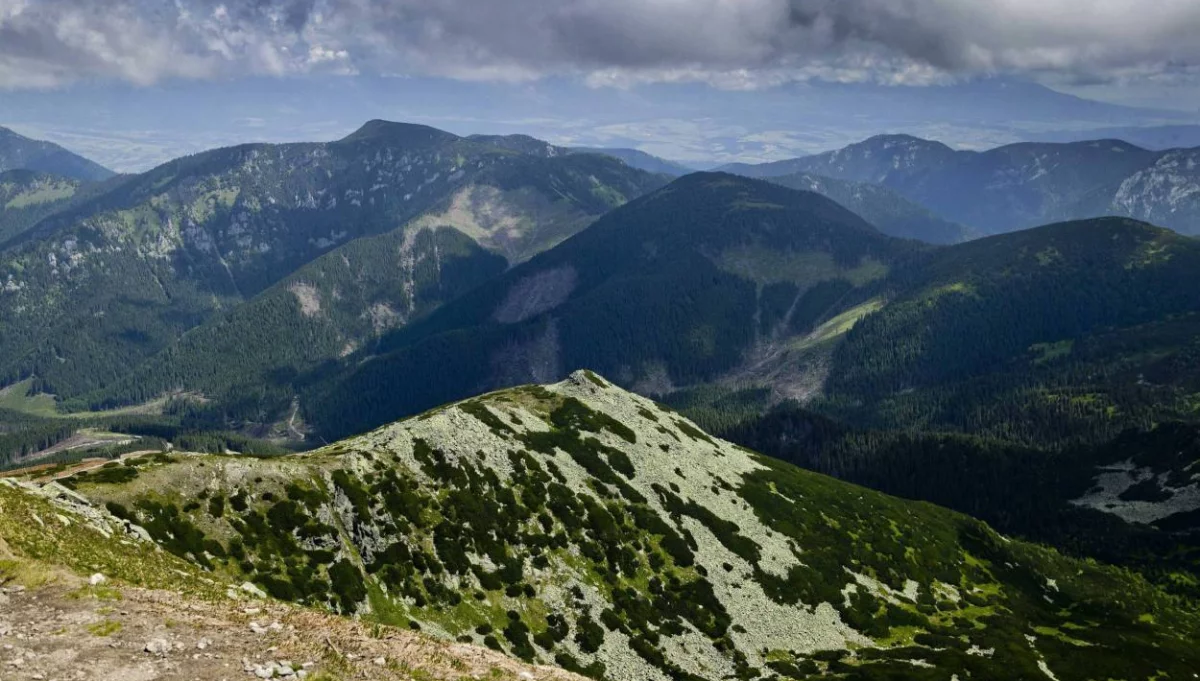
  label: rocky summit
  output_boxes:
[6,371,1197,681]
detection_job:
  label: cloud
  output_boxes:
[2,0,1200,89]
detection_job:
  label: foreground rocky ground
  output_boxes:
[0,570,582,681]
[0,477,581,681]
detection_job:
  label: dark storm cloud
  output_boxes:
[2,0,1200,88]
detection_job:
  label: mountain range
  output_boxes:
[470,140,970,244]
[303,177,1200,445]
[0,121,664,407]
[285,177,1200,598]
[719,134,1200,236]
[0,125,974,438]
[4,147,1196,456]
[2,119,1200,679]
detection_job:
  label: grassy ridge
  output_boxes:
[43,373,1200,680]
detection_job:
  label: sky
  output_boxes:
[3,0,1200,172]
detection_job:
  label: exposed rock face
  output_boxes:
[288,282,323,317]
[1112,149,1200,231]
[493,266,579,324]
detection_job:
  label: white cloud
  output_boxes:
[2,0,1200,91]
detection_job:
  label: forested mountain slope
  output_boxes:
[0,170,85,244]
[71,149,665,427]
[0,468,586,681]
[650,215,1200,600]
[306,173,920,440]
[820,217,1200,446]
[25,372,1200,681]
[0,125,114,181]
[0,121,663,411]
[720,403,1200,599]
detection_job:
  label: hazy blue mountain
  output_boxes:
[467,133,566,158]
[469,135,693,176]
[0,126,114,181]
[716,135,959,180]
[2,74,1187,173]
[569,147,695,176]
[766,171,976,244]
[721,134,1200,235]
[1029,124,1200,150]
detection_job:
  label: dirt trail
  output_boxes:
[17,433,135,463]
[2,451,165,484]
[0,573,582,681]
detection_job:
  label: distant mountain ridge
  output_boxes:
[719,134,1200,235]
[468,133,566,158]
[462,134,974,243]
[765,171,976,244]
[0,126,114,182]
[1030,124,1200,150]
[568,147,695,176]
[468,135,695,177]
[0,120,664,408]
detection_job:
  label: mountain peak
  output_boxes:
[309,170,906,437]
[339,119,461,146]
[1072,138,1149,151]
[862,133,932,144]
[856,133,954,152]
[647,171,883,232]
